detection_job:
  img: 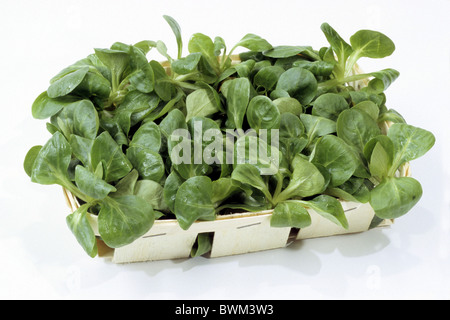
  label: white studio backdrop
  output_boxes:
[0,0,449,299]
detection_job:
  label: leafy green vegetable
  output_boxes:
[276,67,318,105]
[98,195,155,248]
[387,123,436,175]
[186,88,221,121]
[191,233,213,258]
[225,78,251,129]
[246,96,281,132]
[66,204,98,258]
[47,67,90,98]
[175,176,216,230]
[75,165,116,200]
[91,132,133,183]
[312,135,358,187]
[25,16,435,257]
[337,108,380,152]
[370,177,423,219]
[271,202,312,229]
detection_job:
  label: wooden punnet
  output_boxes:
[62,61,409,264]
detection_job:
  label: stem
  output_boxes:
[273,186,301,206]
[344,51,361,78]
[171,79,202,91]
[369,176,381,186]
[318,73,372,90]
[62,179,94,204]
[111,70,120,93]
[273,172,284,202]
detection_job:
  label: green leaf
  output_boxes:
[129,121,161,152]
[187,116,221,153]
[320,23,353,78]
[378,108,406,124]
[345,30,396,78]
[370,177,423,219]
[74,70,111,99]
[225,78,251,129]
[172,52,202,75]
[188,33,219,74]
[234,135,281,176]
[156,40,173,62]
[279,113,305,139]
[94,48,131,90]
[387,123,436,172]
[300,114,336,146]
[277,155,325,202]
[350,30,396,59]
[304,195,348,229]
[253,66,285,91]
[169,130,212,180]
[191,233,213,258]
[98,111,129,146]
[368,142,392,178]
[186,88,220,121]
[337,108,380,152]
[214,36,227,56]
[147,88,185,122]
[363,135,394,159]
[66,204,98,258]
[276,67,317,105]
[163,15,183,59]
[31,132,72,186]
[312,93,349,121]
[113,169,139,197]
[234,33,272,52]
[51,100,99,140]
[47,67,89,98]
[231,164,272,202]
[211,178,242,205]
[126,146,165,182]
[327,180,371,204]
[353,101,379,121]
[273,97,303,116]
[127,44,155,93]
[91,132,133,183]
[246,96,281,132]
[293,60,335,77]
[69,135,94,169]
[133,40,157,55]
[134,180,168,212]
[119,91,160,127]
[271,202,311,228]
[98,195,155,248]
[160,109,188,142]
[312,135,358,187]
[75,165,116,200]
[263,46,312,58]
[279,113,307,163]
[366,69,400,93]
[175,176,216,230]
[32,92,79,120]
[364,135,395,177]
[163,171,185,213]
[24,146,42,178]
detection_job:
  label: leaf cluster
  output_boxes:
[24,17,435,257]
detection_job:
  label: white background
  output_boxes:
[1,0,449,300]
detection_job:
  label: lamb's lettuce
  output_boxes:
[24,16,435,257]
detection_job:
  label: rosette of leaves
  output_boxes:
[24,16,435,258]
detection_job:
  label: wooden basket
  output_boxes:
[63,146,411,265]
[64,190,402,263]
[62,58,409,264]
